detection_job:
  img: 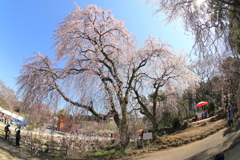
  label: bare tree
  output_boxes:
[0,80,17,110]
[220,57,240,108]
[191,56,219,102]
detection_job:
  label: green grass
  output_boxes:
[85,149,125,159]
[91,150,112,156]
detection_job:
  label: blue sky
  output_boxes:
[0,0,194,92]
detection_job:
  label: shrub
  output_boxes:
[172,116,182,129]
[181,120,189,129]
[209,103,215,116]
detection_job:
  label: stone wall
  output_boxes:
[0,129,113,156]
[22,135,113,156]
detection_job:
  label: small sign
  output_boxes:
[143,132,152,140]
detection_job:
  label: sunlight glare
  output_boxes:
[196,0,204,6]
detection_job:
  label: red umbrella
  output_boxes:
[195,101,209,107]
[137,129,144,132]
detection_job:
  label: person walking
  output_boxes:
[16,129,21,147]
[227,104,233,127]
[15,121,22,131]
[4,124,11,140]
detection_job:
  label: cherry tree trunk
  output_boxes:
[151,121,159,142]
[119,120,130,148]
[114,104,130,148]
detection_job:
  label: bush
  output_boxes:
[181,120,189,129]
[172,116,182,129]
[209,103,215,116]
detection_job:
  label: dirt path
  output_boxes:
[134,121,240,160]
[0,137,57,160]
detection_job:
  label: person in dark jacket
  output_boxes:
[227,104,233,127]
[4,124,11,140]
[16,129,21,147]
[215,153,224,160]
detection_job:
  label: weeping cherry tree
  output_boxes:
[17,4,198,148]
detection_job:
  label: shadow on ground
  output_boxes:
[223,119,240,137]
[185,119,240,160]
